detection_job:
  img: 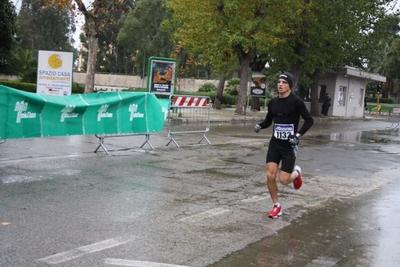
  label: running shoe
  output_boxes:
[268,204,282,218]
[293,165,302,190]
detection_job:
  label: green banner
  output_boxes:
[0,85,169,139]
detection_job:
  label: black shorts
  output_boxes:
[266,138,296,173]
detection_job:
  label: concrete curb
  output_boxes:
[208,108,391,124]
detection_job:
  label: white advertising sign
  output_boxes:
[37,50,73,96]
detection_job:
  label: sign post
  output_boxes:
[146,57,178,96]
[250,71,268,110]
[37,50,74,96]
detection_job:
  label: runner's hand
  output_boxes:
[288,134,299,145]
[254,124,262,133]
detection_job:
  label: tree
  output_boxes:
[117,0,174,77]
[11,0,75,82]
[12,47,37,83]
[167,0,398,116]
[0,0,17,74]
[78,1,134,74]
[44,0,134,93]
[268,0,397,116]
[166,0,283,115]
[367,14,400,96]
[17,0,75,52]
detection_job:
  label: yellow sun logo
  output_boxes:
[48,54,63,69]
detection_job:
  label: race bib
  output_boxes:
[274,123,294,140]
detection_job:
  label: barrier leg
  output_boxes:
[394,120,400,130]
[198,133,211,145]
[140,134,154,150]
[387,116,400,130]
[94,135,109,155]
[166,134,180,148]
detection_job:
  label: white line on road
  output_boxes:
[37,236,135,265]
[105,258,190,267]
[178,207,230,223]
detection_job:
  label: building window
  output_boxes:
[338,86,346,106]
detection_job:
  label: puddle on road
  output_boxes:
[305,129,400,152]
[209,180,400,267]
[211,124,400,152]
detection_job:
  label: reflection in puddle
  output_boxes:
[314,129,400,145]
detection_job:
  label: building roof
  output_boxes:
[345,66,386,82]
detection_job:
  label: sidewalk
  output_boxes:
[208,107,391,124]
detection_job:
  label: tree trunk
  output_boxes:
[290,63,302,92]
[234,47,256,115]
[84,18,99,94]
[213,70,226,109]
[310,71,320,116]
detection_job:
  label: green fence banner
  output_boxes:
[0,85,169,139]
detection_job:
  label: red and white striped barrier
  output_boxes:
[173,96,207,107]
[167,95,211,147]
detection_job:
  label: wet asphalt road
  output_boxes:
[209,175,400,267]
[1,117,400,266]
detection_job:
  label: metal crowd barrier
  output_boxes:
[94,133,154,155]
[387,107,400,130]
[166,95,211,147]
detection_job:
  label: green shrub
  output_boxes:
[123,87,147,92]
[367,97,393,104]
[0,79,36,92]
[222,94,237,105]
[1,80,86,94]
[198,82,217,92]
[225,78,240,96]
[72,82,85,94]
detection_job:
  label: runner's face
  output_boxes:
[277,79,291,95]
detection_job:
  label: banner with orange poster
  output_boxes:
[147,57,177,95]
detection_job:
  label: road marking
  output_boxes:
[178,207,230,223]
[105,258,190,267]
[241,195,267,203]
[37,236,135,264]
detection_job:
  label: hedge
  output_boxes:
[0,80,85,94]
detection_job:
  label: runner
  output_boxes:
[254,72,314,218]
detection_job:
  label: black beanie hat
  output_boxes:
[278,72,295,89]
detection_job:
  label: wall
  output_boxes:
[0,74,19,81]
[72,72,221,93]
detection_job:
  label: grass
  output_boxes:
[366,104,400,114]
[366,104,392,112]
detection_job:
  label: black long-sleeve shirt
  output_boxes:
[258,93,314,146]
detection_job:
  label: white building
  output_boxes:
[300,66,386,118]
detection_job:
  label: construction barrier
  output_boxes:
[94,133,154,155]
[387,107,400,130]
[166,95,211,147]
[0,85,170,153]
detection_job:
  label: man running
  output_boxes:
[254,72,314,218]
